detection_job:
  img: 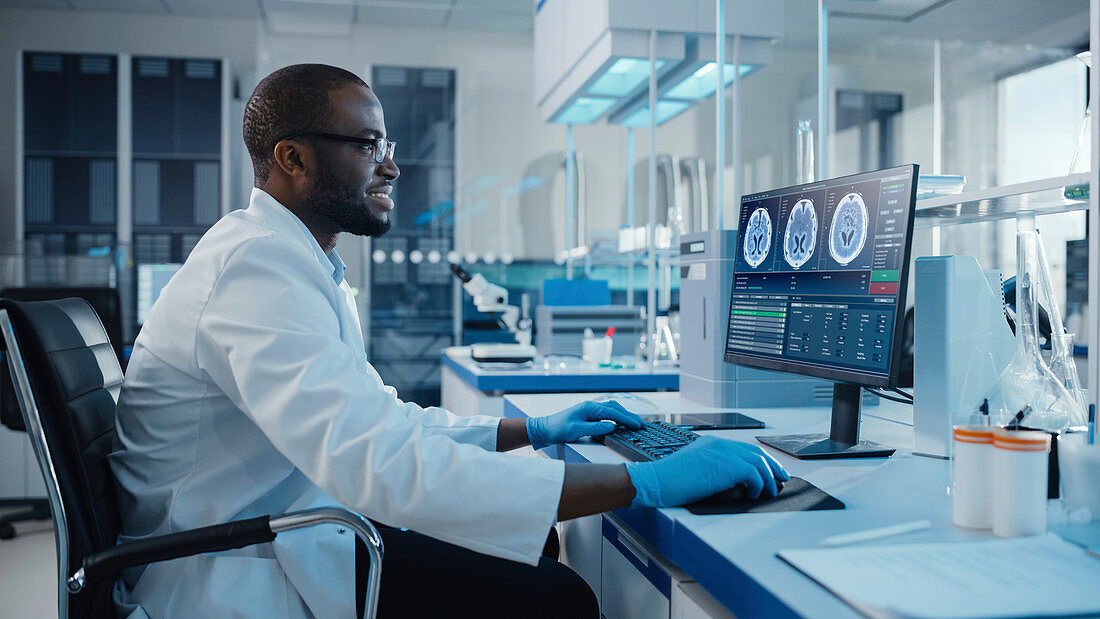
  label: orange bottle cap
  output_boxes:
[993,429,1051,452]
[953,424,996,444]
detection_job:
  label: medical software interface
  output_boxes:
[726,166,915,381]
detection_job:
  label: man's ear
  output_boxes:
[272,139,313,178]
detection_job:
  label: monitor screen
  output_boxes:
[724,164,917,388]
[137,263,182,325]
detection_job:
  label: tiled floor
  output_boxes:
[0,507,57,618]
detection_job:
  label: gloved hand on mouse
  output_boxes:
[625,435,789,507]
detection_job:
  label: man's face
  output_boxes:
[304,85,400,237]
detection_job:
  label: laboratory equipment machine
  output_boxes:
[913,255,1015,459]
[725,164,919,459]
[451,264,535,363]
[679,230,846,407]
[535,305,645,358]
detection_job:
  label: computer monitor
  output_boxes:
[137,263,182,325]
[724,164,918,459]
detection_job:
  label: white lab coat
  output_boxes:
[109,188,565,618]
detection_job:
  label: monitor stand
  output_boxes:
[755,383,896,459]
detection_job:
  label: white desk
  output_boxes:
[440,350,678,417]
[504,391,1100,618]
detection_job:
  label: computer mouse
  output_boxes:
[717,479,785,501]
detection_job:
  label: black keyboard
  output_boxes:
[597,420,701,462]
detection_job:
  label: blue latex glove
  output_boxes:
[526,400,644,449]
[624,435,790,507]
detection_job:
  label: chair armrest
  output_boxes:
[73,515,276,591]
[69,507,384,618]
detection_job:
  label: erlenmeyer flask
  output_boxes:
[984,231,1086,432]
[1033,232,1088,417]
[1048,332,1087,415]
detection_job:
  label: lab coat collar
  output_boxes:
[247,187,348,286]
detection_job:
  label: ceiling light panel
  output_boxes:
[618,100,692,127]
[554,96,618,124]
[587,58,667,97]
[664,62,755,100]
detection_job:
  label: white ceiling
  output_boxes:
[0,0,1090,45]
[785,0,1090,51]
[0,0,536,32]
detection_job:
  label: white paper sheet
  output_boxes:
[778,533,1100,618]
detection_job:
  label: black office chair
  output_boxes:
[0,287,125,539]
[0,297,384,618]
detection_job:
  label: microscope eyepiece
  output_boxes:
[450,263,472,283]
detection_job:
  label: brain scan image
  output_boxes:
[829,192,868,265]
[783,198,817,268]
[743,207,772,268]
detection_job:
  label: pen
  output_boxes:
[821,519,932,547]
[1008,405,1032,430]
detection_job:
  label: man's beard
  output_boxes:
[305,162,391,238]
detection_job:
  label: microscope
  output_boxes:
[451,264,536,363]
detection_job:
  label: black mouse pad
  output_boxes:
[685,477,844,515]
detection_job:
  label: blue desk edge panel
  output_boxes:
[504,397,800,617]
[442,354,679,393]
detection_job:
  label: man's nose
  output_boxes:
[379,155,399,181]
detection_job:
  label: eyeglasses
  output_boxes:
[281,132,397,164]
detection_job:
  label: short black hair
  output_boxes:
[243,64,369,183]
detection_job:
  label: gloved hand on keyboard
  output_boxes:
[624,435,789,507]
[527,400,645,449]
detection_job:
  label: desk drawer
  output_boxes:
[601,517,671,619]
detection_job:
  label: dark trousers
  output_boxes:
[356,525,597,618]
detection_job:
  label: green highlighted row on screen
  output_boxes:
[731,310,787,318]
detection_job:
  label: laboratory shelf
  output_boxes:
[914,173,1089,226]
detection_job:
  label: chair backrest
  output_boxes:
[0,298,124,618]
[0,287,125,367]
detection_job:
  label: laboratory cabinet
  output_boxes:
[597,514,729,619]
[21,52,118,285]
[601,515,676,619]
[17,51,231,342]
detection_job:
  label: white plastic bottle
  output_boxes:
[952,425,996,529]
[991,429,1051,537]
